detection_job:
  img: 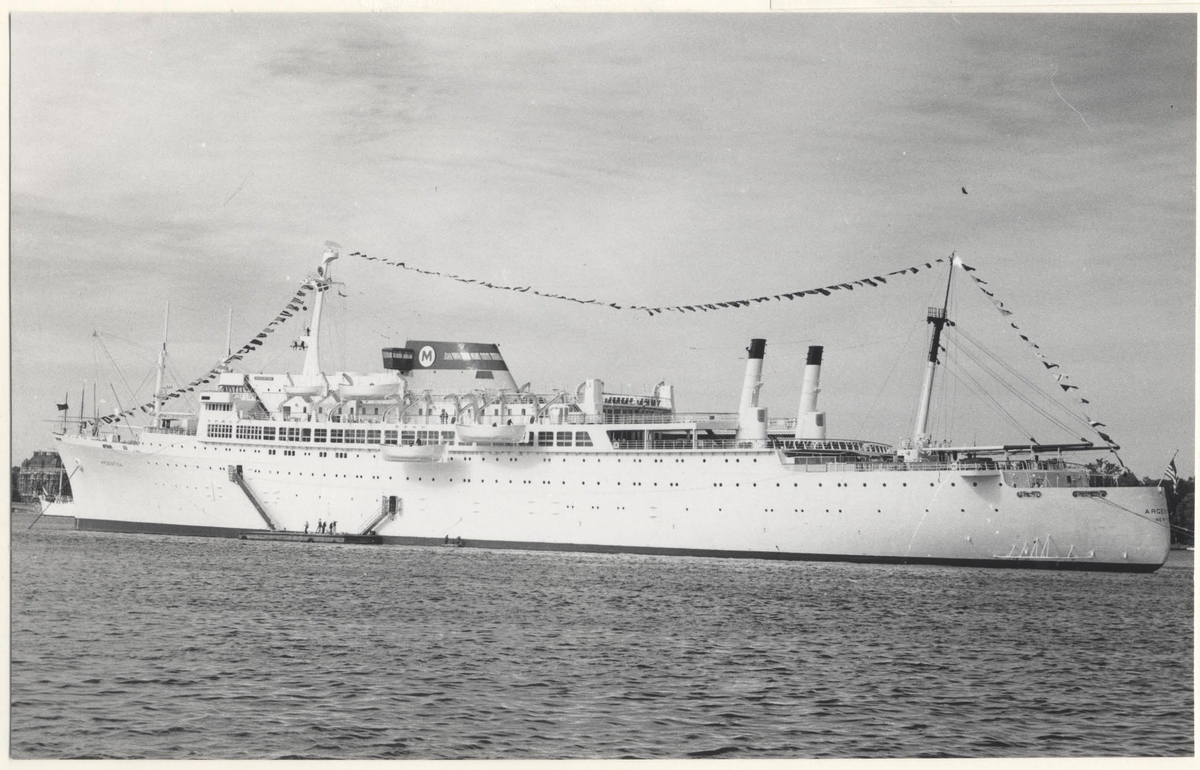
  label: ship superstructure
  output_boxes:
[54,245,1171,571]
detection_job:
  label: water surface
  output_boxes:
[10,513,1194,759]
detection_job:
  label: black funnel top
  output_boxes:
[747,339,766,360]
[806,346,824,366]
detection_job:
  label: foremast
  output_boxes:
[152,302,170,425]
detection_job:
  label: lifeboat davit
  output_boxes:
[455,423,527,444]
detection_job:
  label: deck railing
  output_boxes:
[144,426,196,436]
[563,411,741,426]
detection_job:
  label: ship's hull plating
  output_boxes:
[57,434,1171,572]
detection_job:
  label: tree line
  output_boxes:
[1086,458,1193,547]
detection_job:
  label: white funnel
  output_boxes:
[735,339,768,441]
[794,345,826,439]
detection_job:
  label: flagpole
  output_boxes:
[61,391,68,433]
[1158,449,1179,490]
[110,384,128,440]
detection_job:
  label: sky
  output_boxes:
[9,12,1196,478]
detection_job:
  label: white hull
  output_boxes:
[56,432,1171,571]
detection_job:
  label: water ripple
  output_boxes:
[9,515,1194,759]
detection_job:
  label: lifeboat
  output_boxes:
[380,444,444,462]
[338,381,401,400]
[284,384,325,398]
[455,423,527,444]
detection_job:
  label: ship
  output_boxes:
[54,245,1171,571]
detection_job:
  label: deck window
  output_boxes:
[538,431,554,447]
[556,431,573,446]
[575,431,593,447]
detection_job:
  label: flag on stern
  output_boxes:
[1164,458,1179,489]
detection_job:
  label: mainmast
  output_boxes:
[301,242,340,378]
[907,257,956,458]
[152,301,170,423]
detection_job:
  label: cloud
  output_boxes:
[8,13,1195,476]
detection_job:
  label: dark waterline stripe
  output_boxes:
[72,518,1164,574]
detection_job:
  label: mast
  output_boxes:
[153,302,170,424]
[226,308,233,360]
[302,242,340,378]
[910,257,956,452]
[110,383,127,437]
[78,384,85,435]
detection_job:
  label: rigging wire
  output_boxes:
[855,315,925,438]
[950,324,1092,431]
[93,335,151,424]
[938,357,1037,440]
[947,328,1087,437]
[944,336,1079,438]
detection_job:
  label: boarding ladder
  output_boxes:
[359,495,401,536]
[228,465,277,530]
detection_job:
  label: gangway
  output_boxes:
[360,495,400,535]
[228,465,277,530]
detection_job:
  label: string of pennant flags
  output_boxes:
[348,251,949,315]
[959,265,1116,451]
[87,280,325,428]
[352,248,1116,450]
[87,250,1116,454]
